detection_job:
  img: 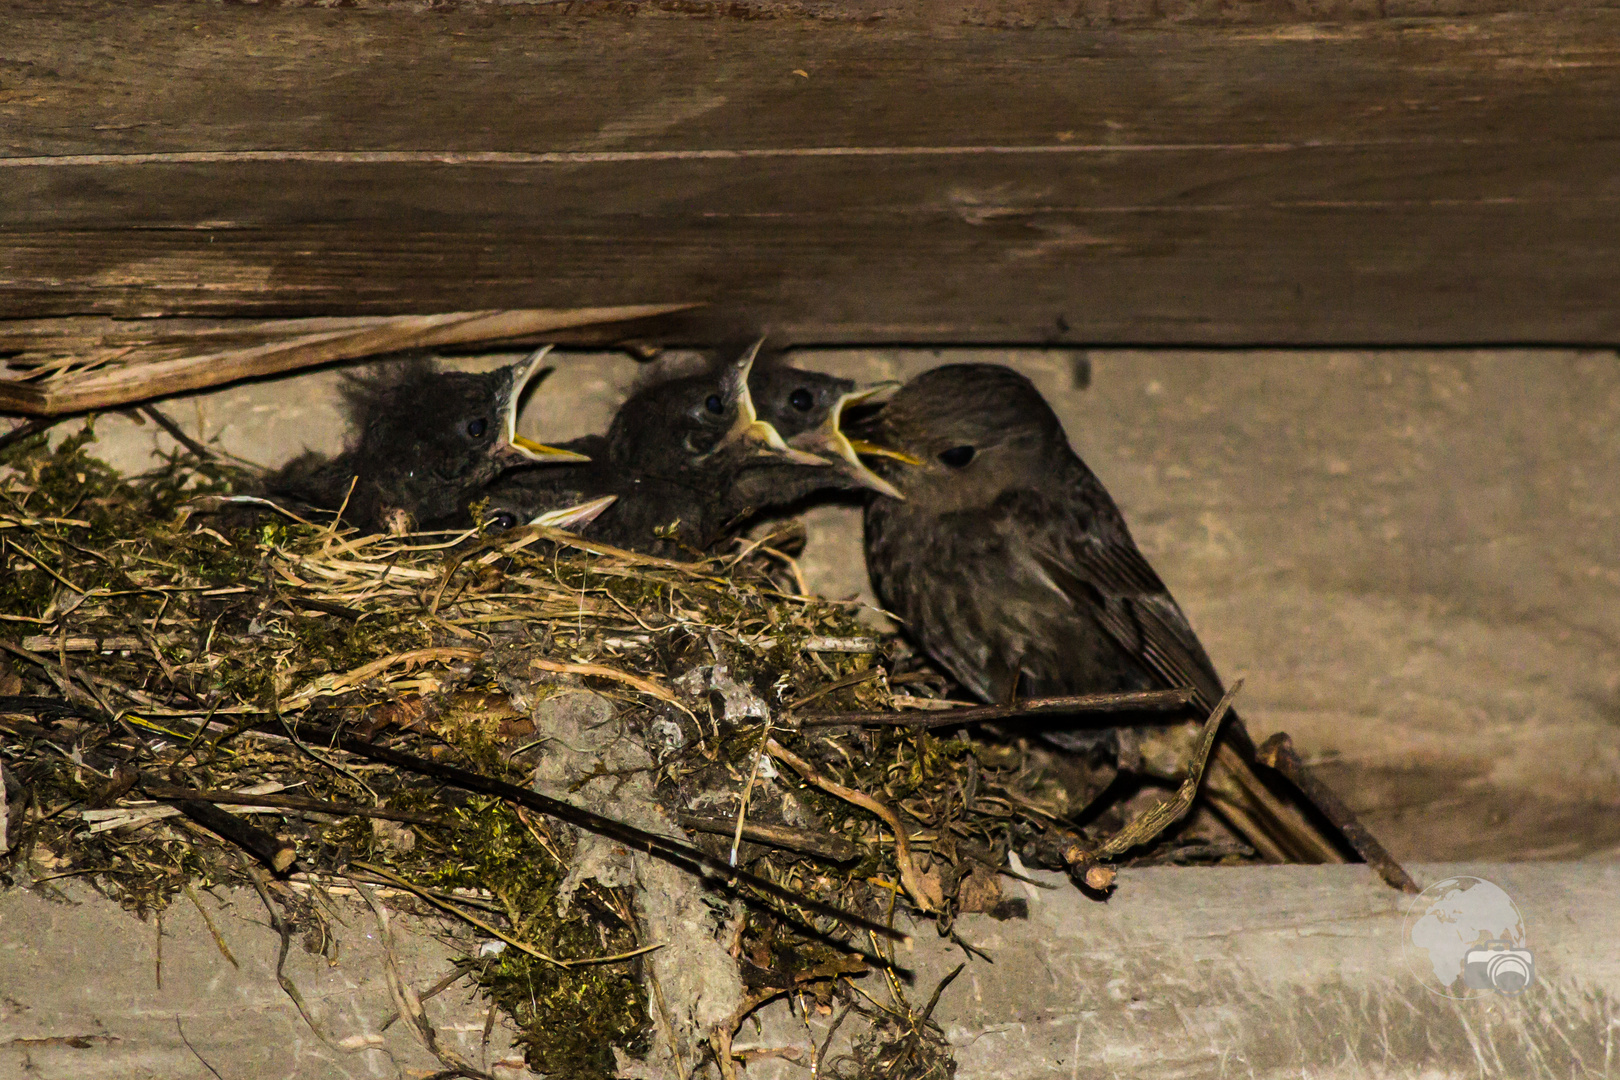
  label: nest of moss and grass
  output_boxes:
[0,422,1247,1079]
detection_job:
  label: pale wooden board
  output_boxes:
[0,306,694,415]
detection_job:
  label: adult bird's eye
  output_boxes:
[788,388,814,412]
[466,418,488,439]
[704,394,725,415]
[938,445,976,468]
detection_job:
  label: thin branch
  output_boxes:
[141,782,451,827]
[140,405,216,461]
[791,687,1197,729]
[677,814,858,864]
[274,717,906,942]
[1257,732,1420,893]
[765,738,943,913]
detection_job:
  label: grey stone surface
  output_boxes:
[741,861,1620,1080]
[5,864,1616,1079]
[0,879,534,1079]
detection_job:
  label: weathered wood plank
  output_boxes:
[4,1,1620,342]
[0,306,696,415]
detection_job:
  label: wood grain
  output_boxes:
[3,1,1619,343]
[0,306,696,414]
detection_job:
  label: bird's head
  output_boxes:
[341,352,586,489]
[747,356,904,498]
[842,363,1068,511]
[611,339,825,470]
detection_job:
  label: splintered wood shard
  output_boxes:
[0,305,698,416]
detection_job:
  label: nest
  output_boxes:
[0,423,1243,1079]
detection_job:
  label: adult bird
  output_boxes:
[847,363,1344,864]
[478,341,839,556]
[267,348,585,533]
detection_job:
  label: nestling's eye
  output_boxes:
[788,388,814,412]
[488,511,519,531]
[704,394,725,415]
[466,418,488,439]
[938,445,976,468]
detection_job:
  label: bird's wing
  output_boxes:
[1001,485,1228,710]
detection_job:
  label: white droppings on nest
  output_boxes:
[678,663,771,725]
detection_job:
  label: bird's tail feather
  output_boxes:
[1202,743,1347,864]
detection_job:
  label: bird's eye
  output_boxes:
[938,445,976,468]
[488,511,518,531]
[788,388,814,412]
[704,394,725,415]
[466,418,488,439]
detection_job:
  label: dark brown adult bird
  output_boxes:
[266,349,585,533]
[847,363,1345,864]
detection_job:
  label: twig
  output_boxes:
[141,782,450,827]
[919,962,965,1023]
[813,1003,853,1076]
[787,668,883,712]
[1059,680,1245,890]
[351,879,497,1080]
[278,647,482,710]
[528,656,688,713]
[765,738,943,913]
[140,405,217,461]
[791,687,1197,729]
[730,718,772,867]
[175,1018,227,1080]
[379,967,472,1032]
[274,719,905,941]
[350,860,572,966]
[0,640,119,723]
[677,814,859,864]
[240,858,383,1054]
[183,882,239,969]
[177,798,297,873]
[0,417,57,455]
[1256,732,1420,893]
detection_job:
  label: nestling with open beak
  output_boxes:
[479,341,832,556]
[846,363,1353,866]
[266,348,586,533]
[740,354,904,502]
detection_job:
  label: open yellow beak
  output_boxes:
[530,494,617,530]
[508,435,591,463]
[502,346,592,464]
[789,384,909,498]
[845,439,923,466]
[710,338,830,466]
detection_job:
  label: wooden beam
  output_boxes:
[4,1,1620,343]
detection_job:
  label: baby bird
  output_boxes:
[743,355,901,502]
[267,349,584,533]
[478,342,830,556]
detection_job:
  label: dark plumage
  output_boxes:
[479,344,835,556]
[850,363,1344,863]
[738,354,902,502]
[265,350,583,533]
